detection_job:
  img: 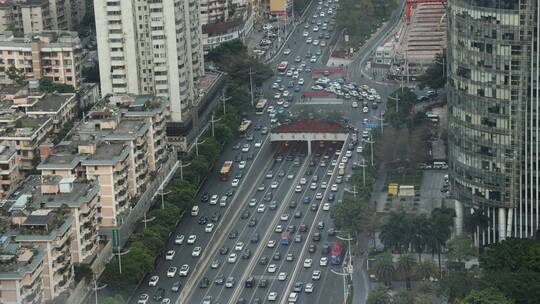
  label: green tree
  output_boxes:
[439,268,481,300]
[380,211,413,254]
[415,260,439,281]
[103,295,125,304]
[6,65,26,84]
[392,289,414,304]
[482,270,540,304]
[374,251,395,287]
[458,288,514,304]
[74,263,93,282]
[463,207,489,247]
[366,285,392,304]
[417,51,447,90]
[410,214,431,262]
[427,207,455,270]
[447,235,476,267]
[39,77,75,93]
[396,253,416,289]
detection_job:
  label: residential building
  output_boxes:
[0,31,82,88]
[0,239,45,304]
[0,115,53,171]
[94,0,204,123]
[0,143,22,198]
[0,0,86,34]
[11,209,75,300]
[447,0,540,244]
[37,94,168,228]
[202,6,254,52]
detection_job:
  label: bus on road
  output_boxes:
[238,119,252,137]
[281,231,290,245]
[219,161,233,181]
[330,240,345,265]
[277,61,288,74]
[255,98,268,115]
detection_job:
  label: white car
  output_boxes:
[165,250,175,260]
[352,101,358,108]
[241,144,251,152]
[323,203,330,211]
[179,264,190,276]
[278,272,287,281]
[315,192,323,200]
[274,92,282,99]
[175,235,185,245]
[267,264,277,273]
[271,181,279,189]
[312,40,319,46]
[239,161,247,169]
[192,246,202,257]
[298,78,305,85]
[275,225,283,233]
[295,185,302,192]
[187,234,196,244]
[288,173,295,180]
[304,258,313,268]
[283,90,290,97]
[255,141,262,148]
[284,48,291,55]
[205,223,214,233]
[310,182,317,190]
[249,198,258,206]
[210,194,219,204]
[306,37,312,44]
[300,178,307,185]
[257,204,266,213]
[320,257,328,266]
[363,106,369,113]
[228,253,238,263]
[231,178,240,187]
[342,156,349,163]
[148,275,159,286]
[306,283,314,293]
[280,213,289,221]
[167,267,177,278]
[321,181,328,189]
[303,31,309,37]
[331,184,338,192]
[313,25,319,31]
[312,270,321,280]
[268,292,278,301]
[267,240,277,248]
[235,242,245,251]
[357,146,363,153]
[346,150,352,158]
[310,55,317,62]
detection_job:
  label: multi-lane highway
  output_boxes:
[131,0,401,303]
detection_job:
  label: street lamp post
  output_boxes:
[364,138,375,166]
[220,90,231,115]
[179,159,192,181]
[372,113,385,135]
[195,137,206,157]
[210,115,223,137]
[359,158,367,186]
[115,248,130,274]
[142,212,156,230]
[344,185,358,198]
[158,186,171,209]
[388,94,399,113]
[90,275,107,304]
[249,67,255,108]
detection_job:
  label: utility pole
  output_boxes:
[220,89,231,115]
[360,158,367,186]
[142,212,156,230]
[365,138,375,166]
[90,275,107,304]
[179,159,191,181]
[388,94,399,114]
[115,248,130,274]
[372,113,384,135]
[210,115,222,137]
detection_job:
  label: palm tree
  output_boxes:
[374,251,395,287]
[415,260,439,281]
[366,286,392,304]
[410,214,431,262]
[396,253,416,289]
[429,207,455,271]
[380,211,413,254]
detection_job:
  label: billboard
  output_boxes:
[270,0,287,15]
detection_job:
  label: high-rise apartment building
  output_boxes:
[94,0,204,122]
[0,0,86,34]
[447,0,539,244]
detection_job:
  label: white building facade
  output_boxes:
[94,0,204,122]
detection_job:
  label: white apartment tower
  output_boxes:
[94,0,204,121]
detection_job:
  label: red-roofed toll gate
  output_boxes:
[270,120,349,154]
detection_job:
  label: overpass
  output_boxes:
[270,120,349,154]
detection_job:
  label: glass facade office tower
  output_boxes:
[448,0,539,244]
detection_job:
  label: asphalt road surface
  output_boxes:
[130,0,400,303]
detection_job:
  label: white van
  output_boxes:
[191,205,199,216]
[220,196,228,207]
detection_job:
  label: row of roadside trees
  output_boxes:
[94,40,273,303]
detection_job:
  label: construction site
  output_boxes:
[373,0,447,80]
